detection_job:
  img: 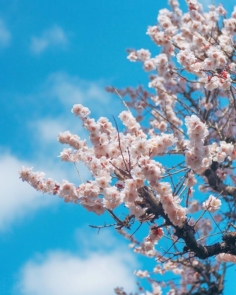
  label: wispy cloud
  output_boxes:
[0,152,55,231]
[0,147,79,231]
[45,72,112,107]
[16,230,138,295]
[0,73,122,231]
[30,118,70,144]
[0,19,11,47]
[42,72,122,118]
[15,72,122,121]
[30,26,68,54]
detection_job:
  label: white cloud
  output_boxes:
[30,26,68,54]
[0,152,55,231]
[0,146,81,231]
[30,116,88,145]
[45,72,112,107]
[23,72,122,121]
[16,230,138,295]
[75,227,119,251]
[41,72,123,119]
[18,251,137,295]
[0,19,11,47]
[31,118,69,143]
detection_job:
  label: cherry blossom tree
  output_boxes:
[19,0,236,294]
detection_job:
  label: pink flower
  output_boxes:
[134,270,150,278]
[185,115,209,142]
[103,187,123,210]
[71,104,90,118]
[202,195,221,212]
[59,180,78,202]
[143,59,156,72]
[216,253,236,263]
[184,170,197,187]
[137,48,151,61]
[19,166,33,182]
[59,148,73,161]
[127,51,138,62]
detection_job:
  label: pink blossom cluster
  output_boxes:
[145,283,162,295]
[130,0,235,96]
[216,253,236,263]
[211,141,235,163]
[164,261,183,275]
[185,115,211,172]
[147,225,164,244]
[21,103,181,218]
[58,131,87,150]
[203,72,231,92]
[19,166,59,194]
[185,115,208,143]
[154,182,187,227]
[202,195,221,213]
[134,270,150,278]
[119,111,143,134]
[133,226,164,257]
[184,170,197,187]
[133,241,157,258]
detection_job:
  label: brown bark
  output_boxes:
[203,161,236,198]
[138,185,236,260]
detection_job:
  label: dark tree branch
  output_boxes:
[137,185,236,260]
[204,161,236,198]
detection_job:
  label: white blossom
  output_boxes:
[202,195,221,212]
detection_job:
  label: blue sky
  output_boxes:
[1,0,236,294]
